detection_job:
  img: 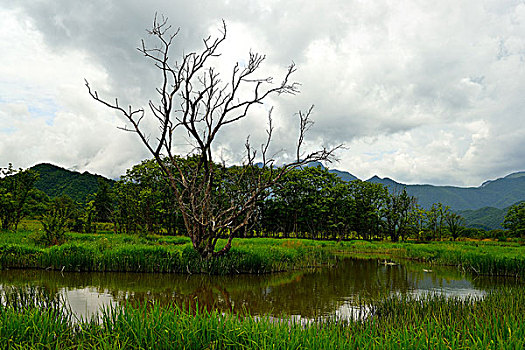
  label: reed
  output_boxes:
[0,238,336,274]
[337,240,525,277]
[0,287,524,349]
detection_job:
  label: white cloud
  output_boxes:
[1,0,525,186]
[0,8,145,178]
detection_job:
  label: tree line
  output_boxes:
[3,159,523,243]
[81,15,521,257]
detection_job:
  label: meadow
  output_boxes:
[0,221,336,274]
[1,220,525,277]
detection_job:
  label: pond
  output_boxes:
[0,258,520,321]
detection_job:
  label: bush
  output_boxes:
[37,196,76,246]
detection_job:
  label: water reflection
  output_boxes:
[0,259,520,320]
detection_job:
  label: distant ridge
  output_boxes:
[363,172,525,211]
[266,160,524,211]
[305,161,358,182]
[481,171,525,187]
[351,171,525,230]
[329,169,358,182]
[30,163,113,203]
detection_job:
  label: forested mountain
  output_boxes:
[30,163,113,203]
[366,172,525,211]
[458,207,507,230]
[319,162,525,212]
[27,162,524,230]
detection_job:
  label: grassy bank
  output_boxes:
[0,230,335,274]
[1,223,525,276]
[336,240,525,277]
[0,286,524,349]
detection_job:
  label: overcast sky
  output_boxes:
[1,1,525,186]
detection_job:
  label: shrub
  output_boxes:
[37,196,76,246]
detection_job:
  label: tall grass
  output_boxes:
[0,286,524,349]
[337,240,525,277]
[2,225,525,276]
[0,237,337,274]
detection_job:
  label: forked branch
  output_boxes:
[85,15,341,258]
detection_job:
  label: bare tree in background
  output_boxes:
[86,15,339,258]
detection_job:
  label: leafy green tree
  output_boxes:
[348,180,388,240]
[113,183,137,235]
[114,172,163,235]
[262,166,345,239]
[502,202,525,237]
[326,181,355,240]
[408,205,428,241]
[93,179,113,223]
[425,203,445,240]
[0,164,38,231]
[22,188,50,219]
[381,188,416,242]
[444,209,464,240]
[82,200,97,233]
[113,159,183,236]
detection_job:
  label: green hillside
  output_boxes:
[367,173,525,211]
[459,206,507,230]
[30,163,113,203]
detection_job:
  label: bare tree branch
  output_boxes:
[86,16,341,258]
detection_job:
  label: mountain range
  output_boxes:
[29,162,524,230]
[308,161,525,212]
[365,172,525,211]
[312,162,523,230]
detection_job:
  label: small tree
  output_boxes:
[502,202,525,237]
[0,164,37,231]
[86,16,339,258]
[425,203,445,240]
[39,196,76,245]
[409,205,428,241]
[444,209,464,241]
[83,199,97,234]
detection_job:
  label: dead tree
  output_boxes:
[86,15,339,258]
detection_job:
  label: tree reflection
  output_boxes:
[0,258,517,319]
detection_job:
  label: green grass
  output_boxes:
[334,240,525,277]
[2,221,525,276]
[0,286,524,349]
[0,227,337,274]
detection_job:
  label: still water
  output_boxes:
[0,259,519,320]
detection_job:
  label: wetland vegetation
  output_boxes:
[1,166,524,350]
[1,214,524,348]
[0,285,524,349]
[1,222,525,277]
[2,163,525,347]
